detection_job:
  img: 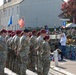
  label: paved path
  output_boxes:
[51,59,76,75]
[5,67,65,75]
[5,59,76,75]
[4,68,37,75]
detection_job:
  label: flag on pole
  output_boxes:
[18,18,25,28]
[8,16,12,27]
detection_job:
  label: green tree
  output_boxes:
[59,0,76,23]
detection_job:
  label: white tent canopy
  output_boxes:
[66,23,76,27]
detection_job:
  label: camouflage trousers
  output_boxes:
[0,52,6,75]
[30,54,36,72]
[27,53,31,69]
[9,50,15,71]
[20,56,28,75]
[37,55,43,75]
[8,50,20,75]
[13,56,21,75]
[6,48,11,69]
[28,53,36,71]
[42,57,50,75]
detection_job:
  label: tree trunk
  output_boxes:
[73,15,76,24]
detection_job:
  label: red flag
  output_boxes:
[18,18,25,28]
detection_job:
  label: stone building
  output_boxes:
[0,0,63,30]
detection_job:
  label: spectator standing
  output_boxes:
[60,33,67,60]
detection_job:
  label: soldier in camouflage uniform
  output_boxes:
[36,29,46,75]
[6,30,12,68]
[0,29,7,75]
[42,35,51,75]
[18,29,30,75]
[13,30,22,74]
[37,31,41,37]
[5,30,12,41]
[9,32,16,71]
[29,30,37,71]
[6,33,13,69]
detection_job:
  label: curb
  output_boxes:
[50,66,75,75]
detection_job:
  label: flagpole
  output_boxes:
[6,26,8,30]
[17,24,18,30]
[15,25,16,31]
[12,26,13,31]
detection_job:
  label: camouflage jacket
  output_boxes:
[13,35,20,51]
[42,41,50,58]
[7,37,12,49]
[0,36,7,52]
[36,35,44,55]
[30,35,37,49]
[5,35,10,42]
[19,35,30,57]
[10,35,16,50]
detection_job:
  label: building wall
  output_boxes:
[0,10,3,30]
[20,0,62,28]
[0,0,63,30]
[0,4,20,30]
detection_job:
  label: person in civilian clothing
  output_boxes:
[60,33,67,60]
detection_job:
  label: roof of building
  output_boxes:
[0,0,23,10]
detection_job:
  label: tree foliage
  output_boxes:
[60,0,76,23]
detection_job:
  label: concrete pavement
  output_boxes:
[5,67,66,75]
[4,68,37,75]
[4,59,76,75]
[51,59,76,75]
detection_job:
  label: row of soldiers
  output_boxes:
[0,28,51,75]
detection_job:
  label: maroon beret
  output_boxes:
[44,35,50,40]
[0,29,7,33]
[32,30,37,34]
[15,30,22,34]
[8,30,12,33]
[11,32,15,34]
[40,29,46,33]
[29,32,32,37]
[11,33,15,37]
[37,31,41,37]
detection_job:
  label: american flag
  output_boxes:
[18,18,25,28]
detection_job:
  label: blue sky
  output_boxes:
[0,0,3,6]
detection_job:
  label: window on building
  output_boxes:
[7,9,8,16]
[12,8,14,15]
[4,10,6,17]
[9,9,10,16]
[3,11,4,17]
[1,11,3,18]
[2,11,3,18]
[4,9,7,17]
[6,10,7,17]
[17,6,19,14]
[0,11,2,18]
